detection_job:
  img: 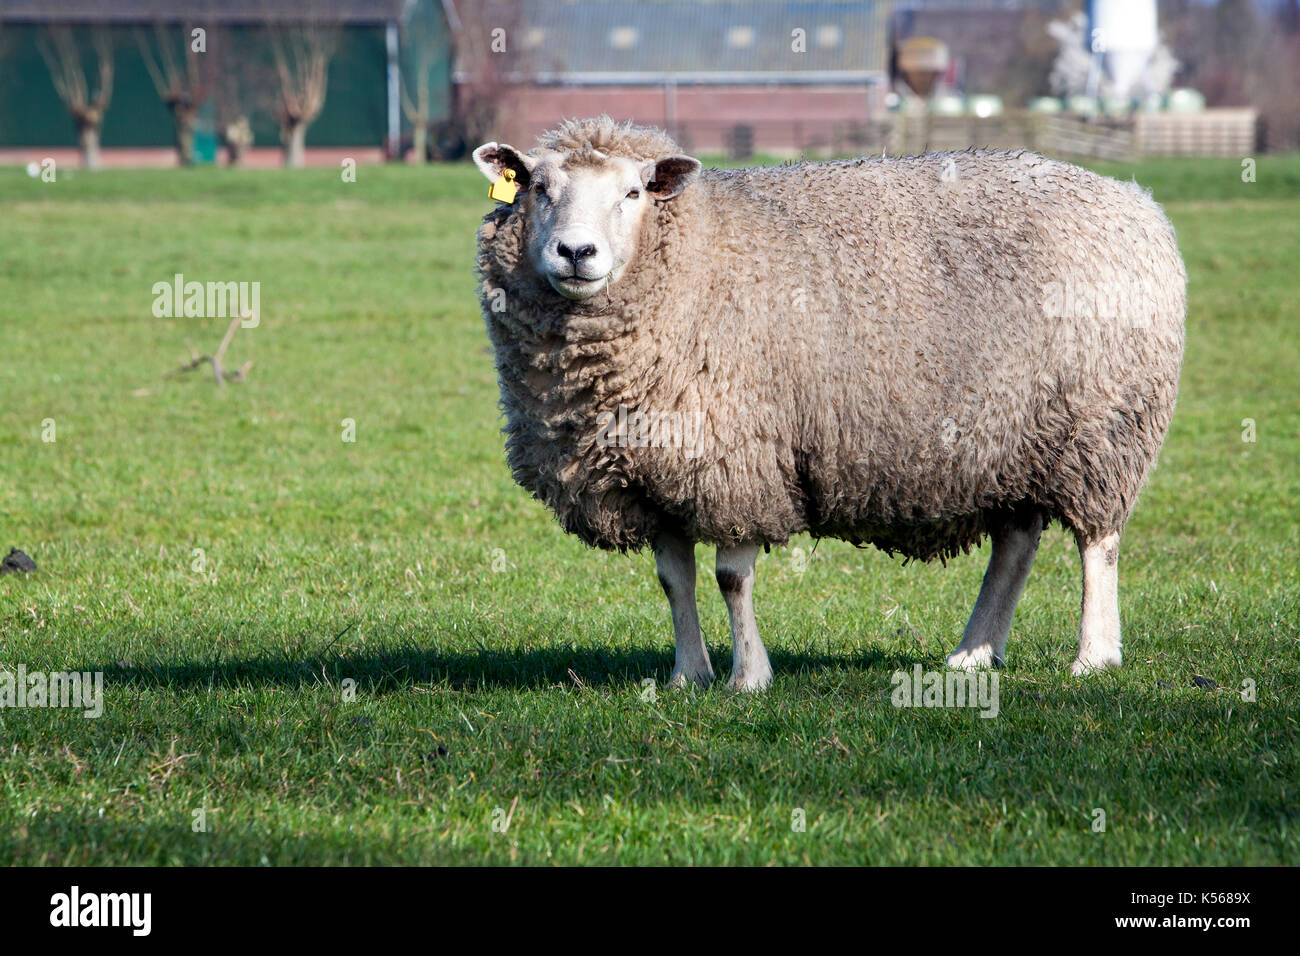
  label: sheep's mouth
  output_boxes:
[548,273,609,300]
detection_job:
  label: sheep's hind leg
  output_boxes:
[716,543,773,692]
[654,532,714,688]
[945,514,1043,670]
[1071,531,1122,676]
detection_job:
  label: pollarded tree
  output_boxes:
[400,0,444,162]
[210,26,269,167]
[137,22,215,166]
[444,0,526,155]
[266,19,338,167]
[38,26,114,170]
[400,0,457,161]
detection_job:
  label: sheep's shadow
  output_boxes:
[95,643,923,694]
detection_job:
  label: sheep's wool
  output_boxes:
[476,117,1186,560]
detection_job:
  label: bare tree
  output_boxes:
[445,0,526,152]
[266,19,338,167]
[38,26,114,170]
[137,22,214,166]
[1253,2,1300,150]
[400,0,444,162]
[210,26,271,166]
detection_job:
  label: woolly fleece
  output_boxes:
[476,117,1187,561]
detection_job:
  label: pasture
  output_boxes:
[0,155,1296,865]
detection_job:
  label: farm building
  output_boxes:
[470,0,894,157]
[0,0,450,166]
[0,0,1274,167]
[1,0,899,164]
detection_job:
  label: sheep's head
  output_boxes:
[473,141,701,300]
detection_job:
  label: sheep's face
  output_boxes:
[474,142,701,301]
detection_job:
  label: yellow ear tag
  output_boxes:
[489,168,518,204]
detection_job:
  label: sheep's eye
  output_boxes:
[626,188,640,200]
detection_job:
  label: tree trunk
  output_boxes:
[282,121,307,168]
[77,124,101,170]
[412,122,428,163]
[412,78,430,162]
[222,117,253,168]
[172,106,198,166]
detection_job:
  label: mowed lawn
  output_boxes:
[0,155,1296,865]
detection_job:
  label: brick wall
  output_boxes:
[493,83,885,156]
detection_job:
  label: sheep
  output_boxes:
[472,116,1186,691]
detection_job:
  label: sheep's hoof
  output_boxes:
[726,667,773,694]
[667,665,714,689]
[945,646,1002,671]
[1070,653,1121,676]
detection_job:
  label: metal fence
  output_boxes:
[679,109,1259,161]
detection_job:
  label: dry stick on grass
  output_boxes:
[166,312,255,385]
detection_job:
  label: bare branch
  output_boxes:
[166,314,254,386]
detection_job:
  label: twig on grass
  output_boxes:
[165,311,255,385]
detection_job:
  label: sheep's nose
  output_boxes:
[557,241,597,263]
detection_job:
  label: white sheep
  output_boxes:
[473,116,1186,690]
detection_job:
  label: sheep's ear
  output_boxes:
[642,155,701,200]
[472,142,536,188]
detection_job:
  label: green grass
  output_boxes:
[0,155,1296,865]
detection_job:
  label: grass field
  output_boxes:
[0,154,1296,865]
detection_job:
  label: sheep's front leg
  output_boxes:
[654,532,714,688]
[715,543,773,692]
[946,514,1043,670]
[1071,531,1122,675]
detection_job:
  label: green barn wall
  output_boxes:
[0,18,451,150]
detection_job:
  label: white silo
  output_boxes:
[1087,0,1159,100]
